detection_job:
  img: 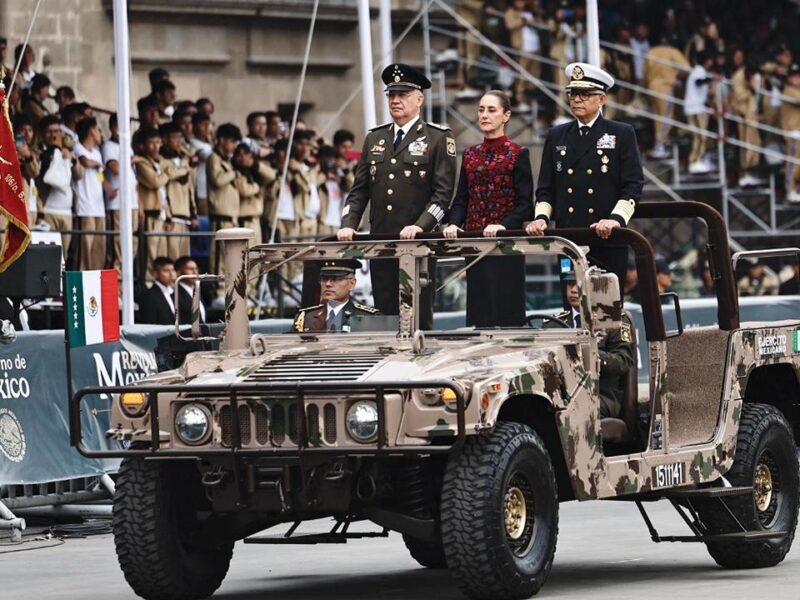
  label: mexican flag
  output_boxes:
[66,270,120,347]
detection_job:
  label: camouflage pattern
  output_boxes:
[100,236,800,503]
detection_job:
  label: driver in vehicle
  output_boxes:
[549,270,635,418]
[292,259,379,332]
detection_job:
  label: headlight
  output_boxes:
[346,401,379,442]
[175,404,210,445]
[119,392,148,417]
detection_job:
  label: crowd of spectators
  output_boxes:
[450,1,800,193]
[1,43,357,297]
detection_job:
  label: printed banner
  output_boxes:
[65,270,120,347]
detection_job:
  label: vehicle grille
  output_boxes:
[244,351,387,382]
[219,400,334,448]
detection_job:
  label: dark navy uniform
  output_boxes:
[534,62,644,284]
[341,64,457,328]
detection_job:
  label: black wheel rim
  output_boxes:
[754,450,781,528]
[503,471,536,557]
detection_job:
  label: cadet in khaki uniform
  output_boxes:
[643,40,690,158]
[207,123,243,274]
[293,260,379,333]
[160,122,196,260]
[731,63,763,187]
[527,63,644,286]
[781,64,800,202]
[547,271,635,418]
[338,64,456,328]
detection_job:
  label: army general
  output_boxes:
[526,62,644,285]
[338,63,457,328]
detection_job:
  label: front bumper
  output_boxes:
[70,380,466,458]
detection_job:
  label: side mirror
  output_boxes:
[585,269,623,332]
[174,273,221,342]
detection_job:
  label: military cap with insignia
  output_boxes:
[319,259,362,279]
[564,62,615,93]
[382,63,432,92]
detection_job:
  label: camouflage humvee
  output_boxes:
[71,201,799,600]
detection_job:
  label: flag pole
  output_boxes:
[113,0,135,326]
[63,270,77,446]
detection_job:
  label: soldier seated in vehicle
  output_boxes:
[550,271,635,418]
[292,259,379,332]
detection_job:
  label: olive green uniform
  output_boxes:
[549,310,635,418]
[293,299,380,333]
[341,119,456,326]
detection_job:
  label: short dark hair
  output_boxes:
[61,103,85,126]
[333,129,355,147]
[56,85,75,101]
[192,111,211,126]
[153,79,176,95]
[30,73,50,93]
[137,95,159,114]
[38,114,61,133]
[317,144,337,160]
[172,110,190,124]
[293,130,313,142]
[234,142,253,156]
[14,43,30,64]
[174,256,195,272]
[158,121,181,137]
[12,113,33,131]
[196,97,214,111]
[152,256,174,270]
[175,100,195,114]
[76,117,98,142]
[109,112,118,129]
[265,110,279,122]
[216,123,242,142]
[246,111,266,127]
[148,67,170,89]
[274,138,289,153]
[138,127,162,143]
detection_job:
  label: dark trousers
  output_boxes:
[371,259,435,330]
[466,255,526,328]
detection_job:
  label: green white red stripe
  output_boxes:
[66,270,120,347]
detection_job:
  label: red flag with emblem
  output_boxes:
[0,82,31,272]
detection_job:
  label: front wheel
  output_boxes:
[113,458,234,600]
[440,422,558,599]
[699,403,799,568]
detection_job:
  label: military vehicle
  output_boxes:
[71,201,799,600]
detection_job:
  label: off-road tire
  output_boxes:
[403,534,448,569]
[440,422,558,599]
[700,403,799,568]
[113,458,234,600]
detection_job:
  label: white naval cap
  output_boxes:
[564,62,615,92]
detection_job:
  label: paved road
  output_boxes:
[2,500,798,600]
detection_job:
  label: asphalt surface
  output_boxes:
[2,500,798,600]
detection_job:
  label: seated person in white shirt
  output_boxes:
[292,260,378,332]
[175,255,207,325]
[137,256,177,325]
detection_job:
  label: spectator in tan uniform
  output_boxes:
[232,143,270,246]
[160,121,195,259]
[207,123,242,274]
[21,73,50,128]
[644,38,690,159]
[781,64,800,203]
[731,60,763,187]
[455,0,484,99]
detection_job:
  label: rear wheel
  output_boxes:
[699,403,799,568]
[113,458,233,600]
[440,422,558,599]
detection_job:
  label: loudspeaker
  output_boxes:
[0,244,62,298]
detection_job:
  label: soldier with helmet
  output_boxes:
[526,62,644,286]
[338,63,456,328]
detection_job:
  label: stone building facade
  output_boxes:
[0,0,451,139]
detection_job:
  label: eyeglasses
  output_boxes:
[567,91,603,100]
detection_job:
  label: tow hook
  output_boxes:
[201,465,227,487]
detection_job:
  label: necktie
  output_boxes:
[326,309,337,332]
[394,128,404,150]
[580,125,590,137]
[574,313,581,328]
